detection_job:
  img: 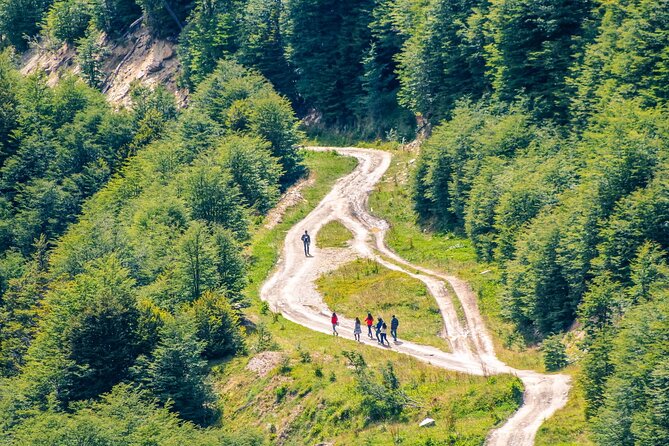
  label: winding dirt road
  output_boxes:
[261,147,571,445]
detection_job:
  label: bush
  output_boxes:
[43,0,92,43]
[190,291,245,359]
[541,333,568,371]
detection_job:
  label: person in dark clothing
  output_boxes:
[375,317,383,343]
[390,315,399,342]
[380,322,389,346]
[301,230,311,257]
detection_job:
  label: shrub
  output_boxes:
[43,0,92,43]
[541,333,568,371]
[190,291,245,359]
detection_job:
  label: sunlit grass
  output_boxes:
[368,147,544,372]
[316,220,353,248]
[535,372,594,446]
[317,258,450,351]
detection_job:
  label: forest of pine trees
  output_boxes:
[0,0,668,444]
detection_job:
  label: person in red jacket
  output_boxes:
[331,312,339,336]
[365,312,374,339]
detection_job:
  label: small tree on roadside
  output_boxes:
[541,333,568,371]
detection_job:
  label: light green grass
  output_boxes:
[316,220,353,248]
[317,258,450,351]
[219,148,524,445]
[368,147,544,372]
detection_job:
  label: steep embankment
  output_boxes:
[21,21,184,106]
[261,147,571,446]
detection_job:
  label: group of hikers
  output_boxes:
[331,312,399,346]
[300,230,400,346]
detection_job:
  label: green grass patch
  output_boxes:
[221,148,524,445]
[316,220,353,248]
[368,147,544,372]
[316,258,450,351]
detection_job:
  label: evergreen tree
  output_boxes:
[143,314,216,425]
[287,0,375,125]
[178,0,244,88]
[486,0,594,121]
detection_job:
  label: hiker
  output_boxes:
[390,315,399,342]
[354,317,362,342]
[331,312,339,336]
[301,230,311,257]
[375,317,383,342]
[380,322,389,346]
[365,313,374,338]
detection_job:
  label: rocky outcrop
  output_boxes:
[21,21,186,106]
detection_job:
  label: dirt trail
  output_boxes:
[261,147,570,445]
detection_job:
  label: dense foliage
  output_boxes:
[0,59,303,442]
[0,0,668,443]
[408,1,669,443]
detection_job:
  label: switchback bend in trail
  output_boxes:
[261,147,571,446]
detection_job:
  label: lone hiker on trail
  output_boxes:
[390,315,399,342]
[331,312,339,336]
[365,313,374,339]
[354,317,362,342]
[301,230,311,257]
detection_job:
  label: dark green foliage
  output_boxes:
[0,0,53,49]
[181,165,249,237]
[90,0,142,37]
[75,27,106,89]
[237,0,296,101]
[571,0,669,123]
[17,256,146,406]
[397,0,489,123]
[136,0,194,37]
[286,0,375,125]
[140,314,216,425]
[220,136,282,214]
[3,384,264,444]
[191,61,305,186]
[590,291,669,445]
[541,333,568,371]
[486,0,594,121]
[178,0,244,88]
[189,291,244,359]
[43,0,92,43]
